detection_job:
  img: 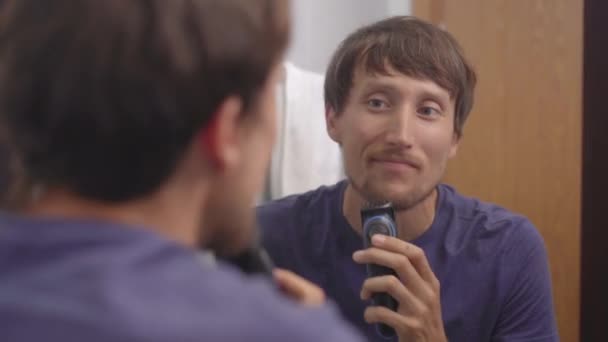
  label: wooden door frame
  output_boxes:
[581,0,608,340]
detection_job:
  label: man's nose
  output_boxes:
[384,106,414,148]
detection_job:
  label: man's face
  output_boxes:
[202,64,281,256]
[327,65,459,209]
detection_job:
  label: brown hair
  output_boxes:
[324,16,476,137]
[0,0,289,202]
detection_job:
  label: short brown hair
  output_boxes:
[324,16,476,137]
[0,0,289,202]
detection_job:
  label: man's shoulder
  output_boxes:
[223,274,363,341]
[437,186,557,342]
[151,264,363,341]
[256,182,346,271]
[1,251,361,341]
[120,264,363,341]
[257,181,345,226]
[440,184,545,254]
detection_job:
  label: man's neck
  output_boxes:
[343,183,438,241]
[22,185,207,248]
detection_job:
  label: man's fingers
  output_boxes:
[370,235,438,287]
[274,269,305,296]
[273,268,325,306]
[353,247,427,296]
[364,305,421,332]
[360,275,423,314]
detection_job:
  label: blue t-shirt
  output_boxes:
[257,181,558,341]
[0,213,363,341]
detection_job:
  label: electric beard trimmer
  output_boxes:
[361,202,399,339]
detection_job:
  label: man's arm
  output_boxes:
[491,221,559,342]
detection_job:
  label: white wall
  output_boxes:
[287,0,411,74]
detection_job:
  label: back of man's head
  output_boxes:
[0,0,289,203]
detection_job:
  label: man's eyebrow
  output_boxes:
[362,80,450,99]
[360,80,401,94]
[419,88,450,100]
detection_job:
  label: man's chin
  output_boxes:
[364,183,411,202]
[363,186,433,211]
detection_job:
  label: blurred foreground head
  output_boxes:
[0,0,290,255]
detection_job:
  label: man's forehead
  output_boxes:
[353,66,453,99]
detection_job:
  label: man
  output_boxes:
[0,0,363,341]
[258,16,558,341]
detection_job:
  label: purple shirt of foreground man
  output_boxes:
[0,214,361,341]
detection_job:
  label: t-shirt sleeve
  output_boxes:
[492,220,559,342]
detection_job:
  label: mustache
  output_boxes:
[368,148,422,169]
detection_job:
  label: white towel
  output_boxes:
[268,62,344,199]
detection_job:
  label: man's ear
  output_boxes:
[326,106,342,144]
[449,132,460,159]
[198,96,243,170]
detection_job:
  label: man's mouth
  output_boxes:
[370,157,420,171]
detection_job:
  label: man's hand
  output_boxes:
[353,234,447,342]
[273,268,326,307]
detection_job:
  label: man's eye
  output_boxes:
[367,98,388,110]
[418,106,440,117]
